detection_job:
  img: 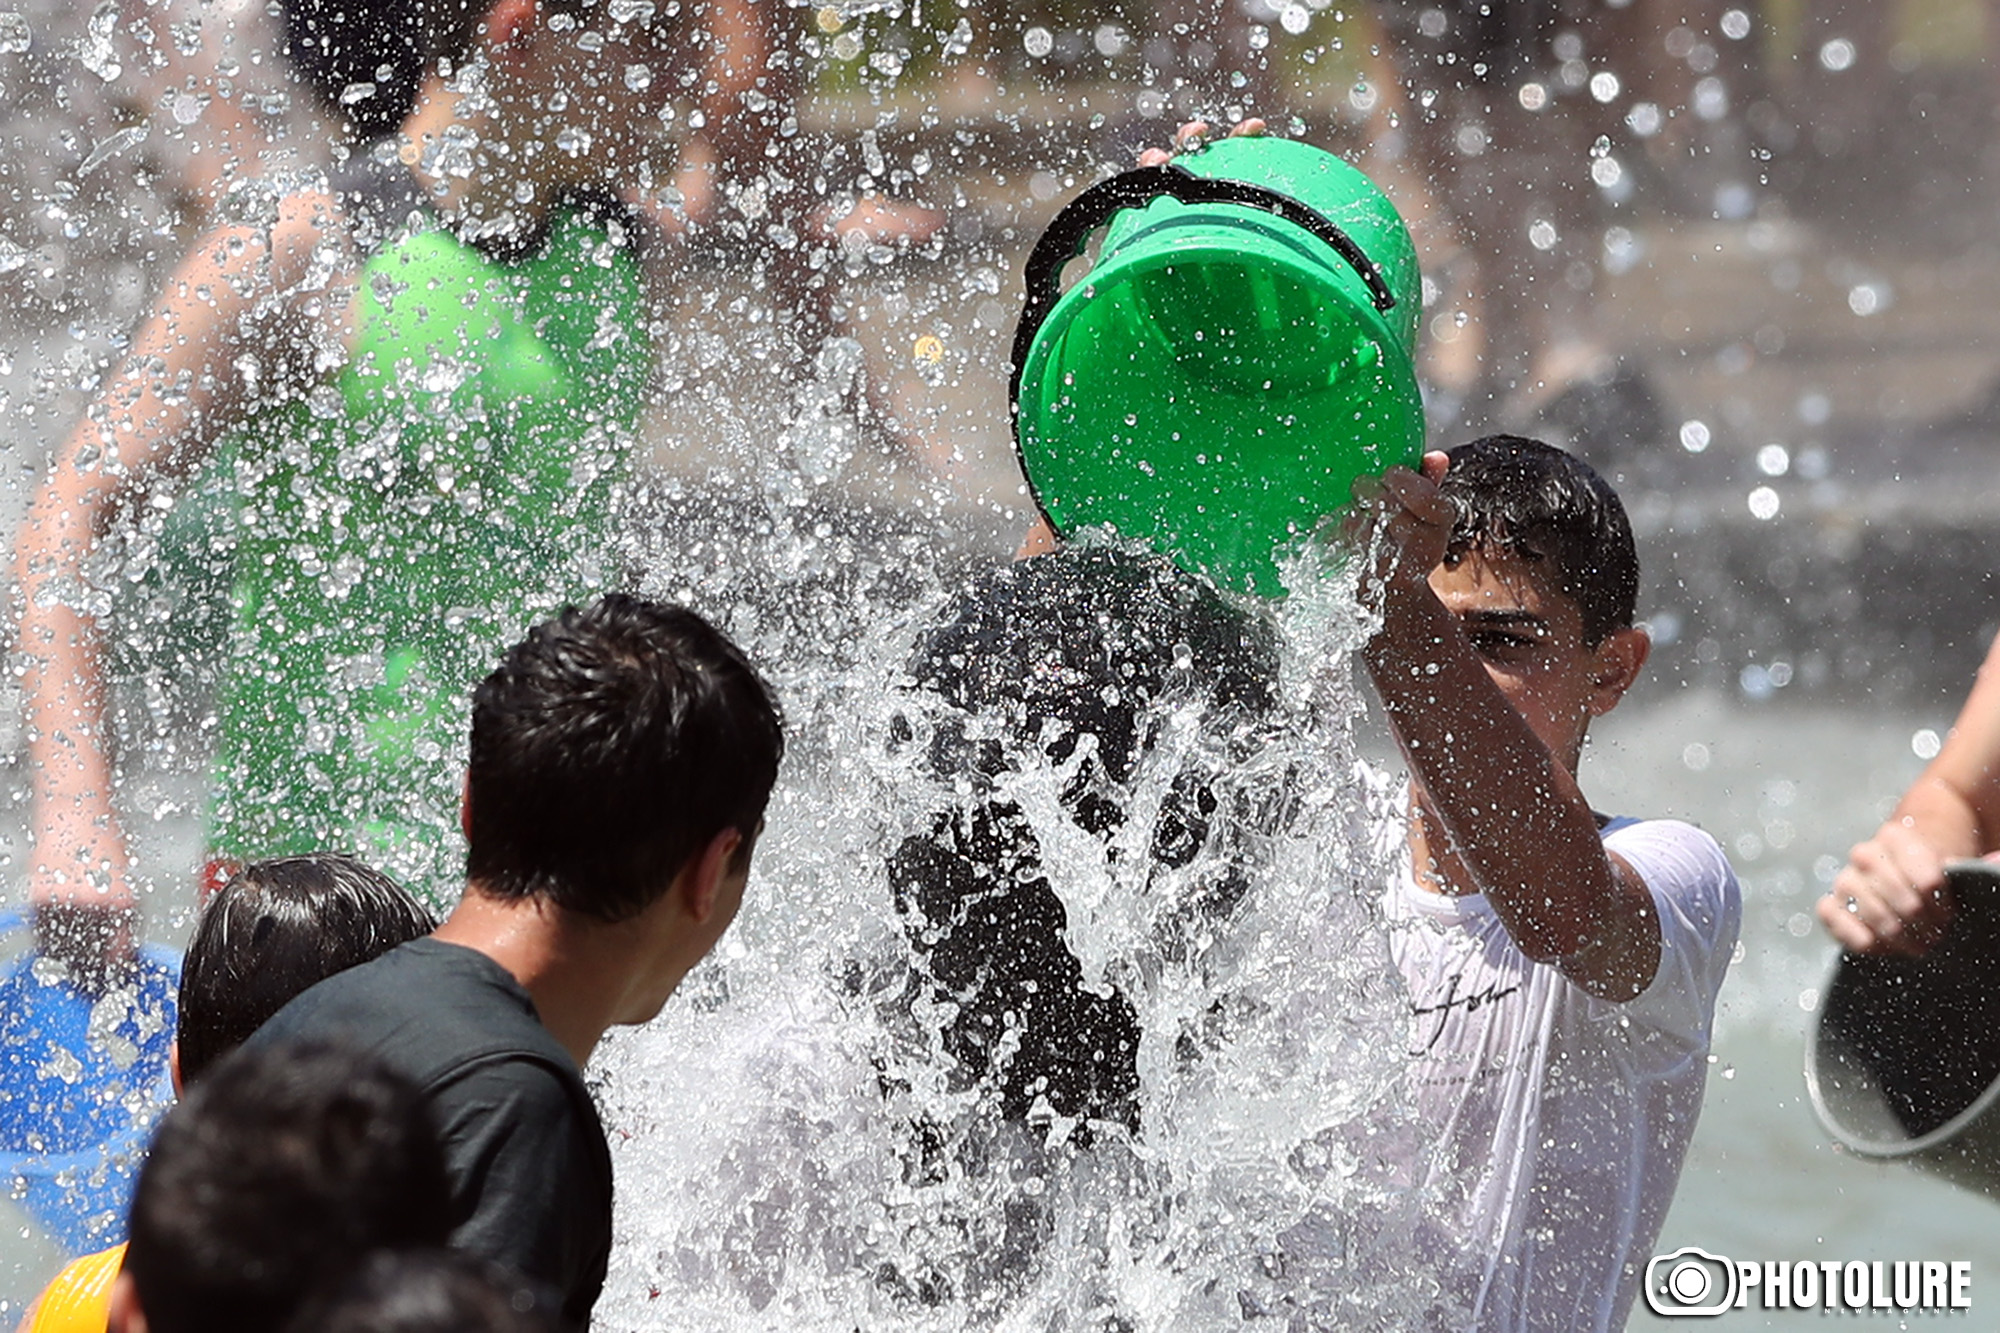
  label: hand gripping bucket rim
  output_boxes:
[1806,860,2000,1199]
[1010,140,1426,597]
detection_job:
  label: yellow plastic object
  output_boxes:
[23,1243,126,1333]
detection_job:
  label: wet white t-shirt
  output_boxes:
[1383,814,1741,1332]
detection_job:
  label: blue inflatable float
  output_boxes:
[0,910,177,1255]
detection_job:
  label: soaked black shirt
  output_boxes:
[249,938,611,1327]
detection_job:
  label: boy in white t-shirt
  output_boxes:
[1352,435,1741,1332]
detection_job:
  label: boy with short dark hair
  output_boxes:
[1355,435,1740,1331]
[176,853,438,1083]
[18,852,438,1333]
[251,594,785,1327]
[109,1042,454,1333]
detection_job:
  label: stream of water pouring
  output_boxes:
[590,495,1453,1330]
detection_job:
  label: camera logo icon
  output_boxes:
[1645,1247,1738,1317]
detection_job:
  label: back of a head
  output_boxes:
[284,1250,572,1333]
[907,545,1279,793]
[1439,434,1639,645]
[466,593,785,923]
[176,854,437,1085]
[278,0,489,140]
[892,547,1280,1129]
[277,0,684,142]
[124,1042,453,1333]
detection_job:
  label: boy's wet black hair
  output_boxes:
[279,0,486,140]
[889,547,1279,1132]
[906,545,1277,791]
[282,1249,572,1333]
[1439,434,1639,645]
[176,854,436,1084]
[278,0,671,141]
[124,1042,453,1333]
[466,594,784,924]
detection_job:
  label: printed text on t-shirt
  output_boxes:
[1410,970,1522,1054]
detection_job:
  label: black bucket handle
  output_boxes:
[1007,162,1400,422]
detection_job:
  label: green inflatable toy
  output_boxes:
[1011,136,1426,597]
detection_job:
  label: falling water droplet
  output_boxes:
[1818,38,1856,72]
[426,123,480,178]
[76,2,119,81]
[1847,283,1889,317]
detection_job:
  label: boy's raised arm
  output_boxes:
[13,190,341,911]
[1354,454,1660,1002]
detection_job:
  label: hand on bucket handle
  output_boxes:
[1347,451,1452,619]
[28,815,142,995]
[1819,821,1964,958]
[31,899,140,995]
[1138,117,1268,167]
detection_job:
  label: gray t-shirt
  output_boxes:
[249,938,611,1327]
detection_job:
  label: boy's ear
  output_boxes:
[679,827,745,924]
[1585,627,1651,717]
[108,1272,148,1333]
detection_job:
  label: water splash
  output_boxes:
[594,509,1450,1329]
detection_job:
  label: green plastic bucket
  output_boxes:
[1011,137,1426,597]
